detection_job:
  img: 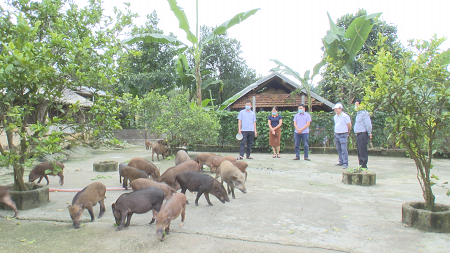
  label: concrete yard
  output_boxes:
[0,144,449,253]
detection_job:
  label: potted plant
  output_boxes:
[365,36,450,232]
[342,166,376,186]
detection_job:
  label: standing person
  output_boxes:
[238,101,258,160]
[354,99,373,169]
[293,104,312,161]
[333,103,352,168]
[268,106,283,158]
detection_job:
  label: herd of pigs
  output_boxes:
[0,146,248,241]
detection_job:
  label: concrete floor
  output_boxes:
[0,144,449,253]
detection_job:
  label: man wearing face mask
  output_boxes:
[354,99,372,169]
[237,101,258,160]
[293,104,311,161]
[333,103,352,169]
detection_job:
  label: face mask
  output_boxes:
[355,105,358,110]
[272,111,277,115]
[298,109,304,114]
[245,105,251,110]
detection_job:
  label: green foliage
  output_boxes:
[318,10,403,106]
[136,92,221,148]
[0,0,135,190]
[123,0,259,106]
[365,35,450,210]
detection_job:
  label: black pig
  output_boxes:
[175,171,230,206]
[112,187,164,231]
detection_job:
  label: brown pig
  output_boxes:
[158,160,201,189]
[219,161,247,199]
[0,185,18,217]
[29,161,65,185]
[215,161,248,181]
[68,182,106,229]
[194,153,221,171]
[210,156,237,173]
[175,150,190,165]
[128,157,160,180]
[145,140,153,150]
[122,166,148,190]
[176,171,229,206]
[130,178,176,201]
[152,143,169,161]
[155,193,186,241]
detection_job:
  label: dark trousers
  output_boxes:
[294,132,309,158]
[239,131,255,158]
[356,132,369,168]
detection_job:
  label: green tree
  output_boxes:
[318,9,402,105]
[365,36,450,211]
[200,26,259,104]
[123,0,259,106]
[0,0,134,191]
[117,11,179,97]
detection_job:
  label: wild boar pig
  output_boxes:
[118,162,128,183]
[0,185,18,217]
[155,193,186,241]
[194,153,221,171]
[122,166,148,190]
[29,161,65,185]
[130,178,176,201]
[175,150,190,165]
[128,157,160,180]
[220,161,247,199]
[68,182,106,229]
[145,140,153,150]
[210,156,236,173]
[175,171,229,206]
[158,160,201,189]
[152,143,169,161]
[215,161,248,181]
[112,187,164,231]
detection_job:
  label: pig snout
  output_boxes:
[73,221,80,229]
[156,228,165,241]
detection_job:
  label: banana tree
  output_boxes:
[323,11,381,74]
[123,0,259,106]
[176,53,224,102]
[270,59,325,112]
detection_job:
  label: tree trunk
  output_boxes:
[403,139,435,211]
[14,164,28,191]
[195,61,202,106]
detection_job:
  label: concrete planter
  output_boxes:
[0,183,49,210]
[93,161,118,172]
[342,171,376,186]
[402,201,450,233]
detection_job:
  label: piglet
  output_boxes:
[0,185,18,217]
[220,161,247,199]
[175,150,190,165]
[122,166,149,190]
[130,178,176,201]
[215,161,248,181]
[112,187,164,231]
[155,193,186,241]
[211,156,237,173]
[145,140,152,150]
[175,171,229,206]
[152,143,169,161]
[29,161,65,185]
[68,182,106,229]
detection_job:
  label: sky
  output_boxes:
[92,0,449,82]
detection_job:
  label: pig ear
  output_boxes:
[231,175,238,180]
[111,203,115,210]
[67,205,71,210]
[80,202,85,209]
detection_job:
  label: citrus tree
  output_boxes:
[365,36,450,210]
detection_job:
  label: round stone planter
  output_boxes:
[0,183,49,210]
[342,171,376,186]
[93,161,118,172]
[402,201,450,233]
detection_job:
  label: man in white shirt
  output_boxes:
[333,103,352,168]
